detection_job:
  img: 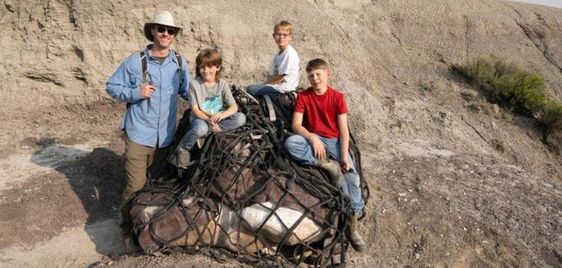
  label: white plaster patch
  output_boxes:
[241,202,322,245]
[0,142,104,192]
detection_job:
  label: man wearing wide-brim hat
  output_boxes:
[106,10,190,253]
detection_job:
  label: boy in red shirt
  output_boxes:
[284,58,365,252]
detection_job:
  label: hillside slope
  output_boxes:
[0,0,560,267]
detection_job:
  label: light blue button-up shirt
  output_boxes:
[107,46,190,148]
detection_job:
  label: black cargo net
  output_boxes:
[130,87,369,267]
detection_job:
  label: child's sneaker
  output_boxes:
[176,147,192,168]
[168,147,193,168]
[315,158,345,187]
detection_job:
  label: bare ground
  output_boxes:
[1,0,561,267]
[0,99,560,267]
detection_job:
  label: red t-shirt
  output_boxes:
[294,86,348,138]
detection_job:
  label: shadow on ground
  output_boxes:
[30,137,125,255]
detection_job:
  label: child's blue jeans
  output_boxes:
[179,112,246,150]
[247,84,281,96]
[284,134,364,214]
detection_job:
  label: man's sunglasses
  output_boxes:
[156,26,177,35]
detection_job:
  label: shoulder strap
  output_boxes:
[172,50,183,69]
[141,48,184,81]
[139,48,186,91]
[172,50,186,89]
[125,50,149,110]
[139,50,148,83]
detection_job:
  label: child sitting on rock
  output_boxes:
[246,20,300,96]
[171,48,246,168]
[284,58,366,252]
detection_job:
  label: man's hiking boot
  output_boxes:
[346,213,366,252]
[168,146,193,169]
[315,158,345,187]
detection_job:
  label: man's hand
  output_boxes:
[140,83,155,98]
[310,135,326,160]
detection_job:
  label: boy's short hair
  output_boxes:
[306,58,330,72]
[195,48,222,81]
[273,20,293,34]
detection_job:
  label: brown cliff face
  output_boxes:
[0,0,560,267]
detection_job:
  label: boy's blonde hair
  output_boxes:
[273,20,293,34]
[195,48,222,81]
[306,58,330,73]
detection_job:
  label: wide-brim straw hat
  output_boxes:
[143,11,182,41]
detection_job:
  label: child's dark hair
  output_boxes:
[306,58,330,72]
[195,48,222,81]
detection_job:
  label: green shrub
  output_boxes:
[458,55,549,117]
[456,55,562,137]
[542,101,562,132]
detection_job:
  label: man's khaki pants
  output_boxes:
[120,137,169,235]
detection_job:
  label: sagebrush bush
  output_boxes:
[458,55,549,117]
[456,55,562,136]
[542,101,562,132]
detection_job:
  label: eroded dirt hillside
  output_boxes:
[0,0,560,267]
